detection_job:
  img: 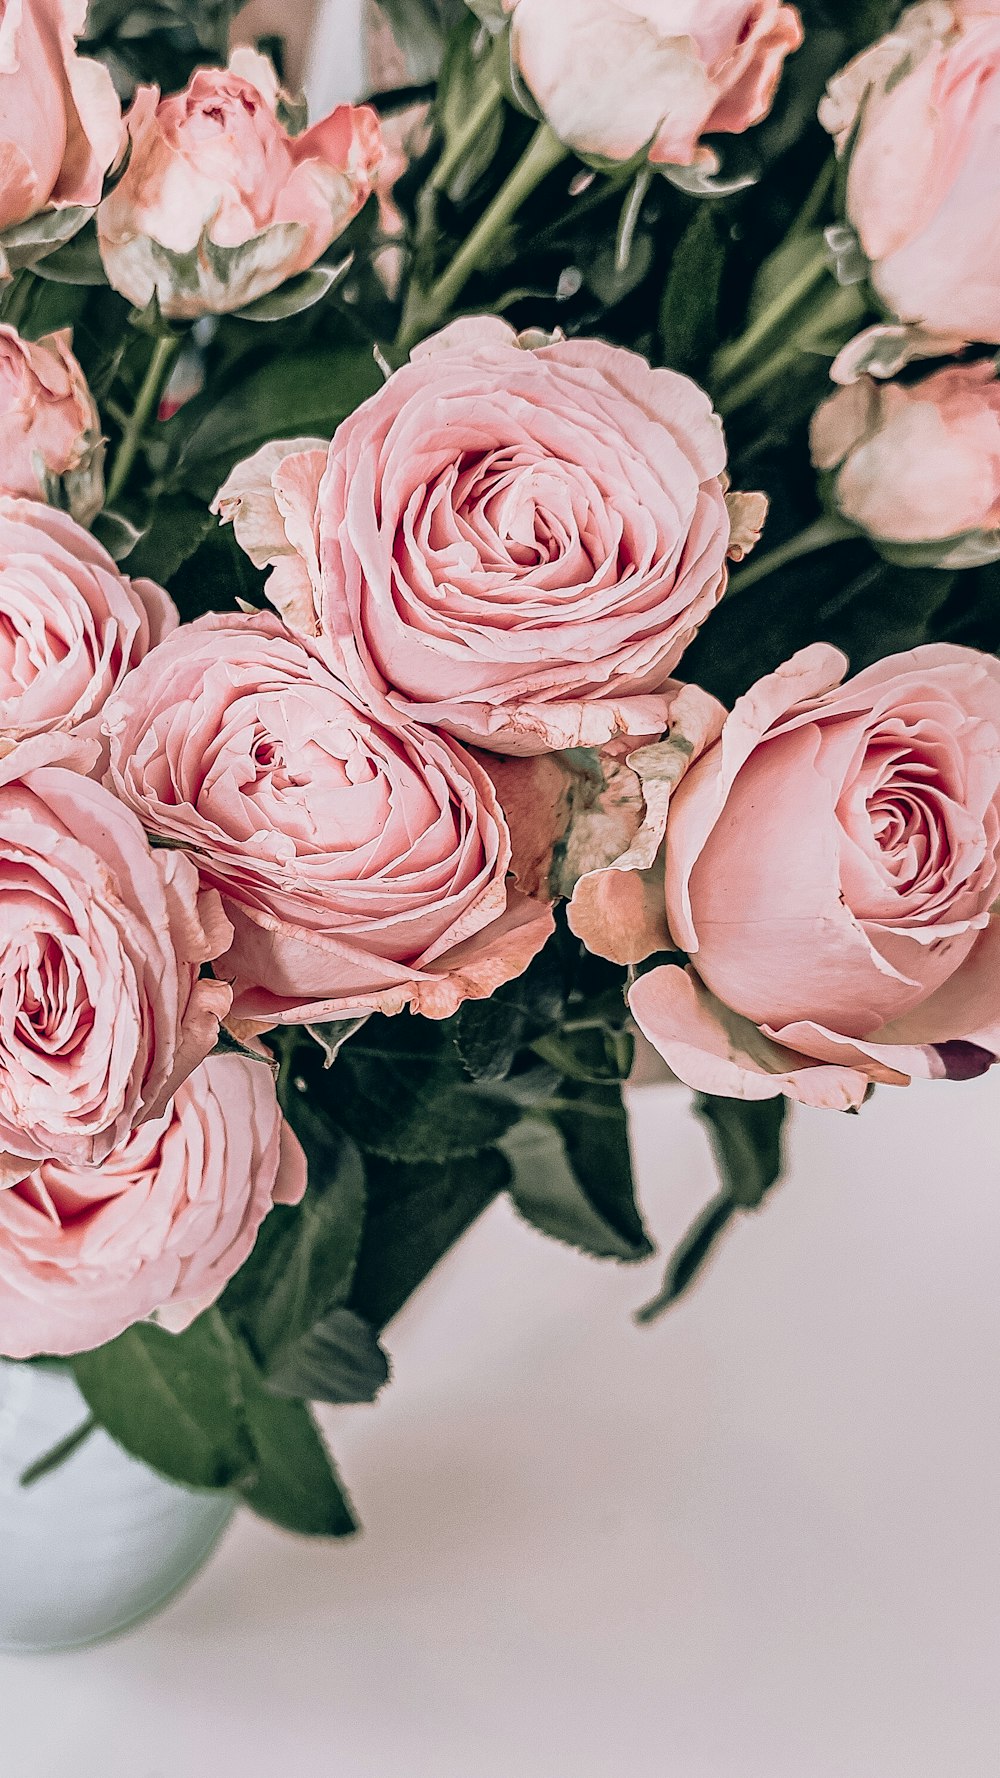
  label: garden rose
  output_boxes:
[0,734,233,1187]
[498,0,803,168]
[0,499,176,748]
[812,359,1000,564]
[0,0,123,245]
[0,326,104,520]
[0,1054,306,1359]
[626,644,1000,1109]
[97,47,383,319]
[820,2,1000,342]
[216,318,766,755]
[103,612,555,1031]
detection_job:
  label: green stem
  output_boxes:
[789,157,836,240]
[20,1413,98,1487]
[728,514,857,596]
[105,333,180,508]
[430,77,503,195]
[397,122,567,353]
[712,235,830,389]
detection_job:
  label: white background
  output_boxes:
[1,1075,998,1777]
[2,5,996,1771]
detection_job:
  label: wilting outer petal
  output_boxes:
[97,59,381,319]
[227,316,765,756]
[501,0,802,168]
[214,439,329,636]
[103,611,553,1034]
[0,733,232,1186]
[566,682,727,964]
[0,1054,306,1359]
[0,497,176,748]
[820,3,1000,342]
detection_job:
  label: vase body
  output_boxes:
[0,1361,233,1654]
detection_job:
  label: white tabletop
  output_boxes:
[1,1074,998,1777]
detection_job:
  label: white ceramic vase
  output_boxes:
[0,1361,234,1654]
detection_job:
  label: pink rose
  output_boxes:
[0,498,176,748]
[96,48,383,319]
[0,734,233,1187]
[499,0,802,169]
[216,319,765,755]
[820,2,1000,342]
[0,0,123,248]
[812,359,1000,564]
[103,612,554,1032]
[0,1054,305,1359]
[627,645,1000,1110]
[0,326,104,521]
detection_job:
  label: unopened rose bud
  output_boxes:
[97,48,383,320]
[0,325,104,523]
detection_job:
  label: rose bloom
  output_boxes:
[0,0,123,237]
[0,326,104,521]
[625,644,1000,1110]
[0,498,176,748]
[216,318,766,756]
[103,612,554,1032]
[821,2,1000,343]
[500,0,802,168]
[0,734,233,1187]
[0,1055,306,1359]
[812,359,1000,559]
[97,47,382,319]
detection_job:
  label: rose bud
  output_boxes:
[0,0,123,262]
[0,1055,306,1359]
[0,734,233,1188]
[497,0,802,170]
[215,318,767,756]
[0,326,104,522]
[102,611,555,1034]
[621,645,1000,1110]
[821,2,1000,343]
[811,360,1000,567]
[0,498,176,750]
[96,47,383,320]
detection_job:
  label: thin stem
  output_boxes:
[789,157,836,240]
[430,77,503,195]
[397,122,567,353]
[20,1413,98,1488]
[712,235,830,388]
[714,279,861,416]
[105,332,180,508]
[728,514,857,596]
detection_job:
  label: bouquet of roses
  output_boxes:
[1,0,998,1535]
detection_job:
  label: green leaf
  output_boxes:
[552,1078,651,1256]
[453,942,565,1081]
[232,1344,358,1537]
[332,1027,520,1162]
[349,1147,510,1329]
[231,260,349,323]
[0,205,91,275]
[91,508,145,562]
[503,1111,652,1264]
[222,1099,366,1368]
[659,207,727,377]
[267,1307,390,1405]
[637,1095,787,1322]
[71,1314,254,1491]
[124,491,215,585]
[695,1093,786,1210]
[175,347,383,498]
[31,221,107,286]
